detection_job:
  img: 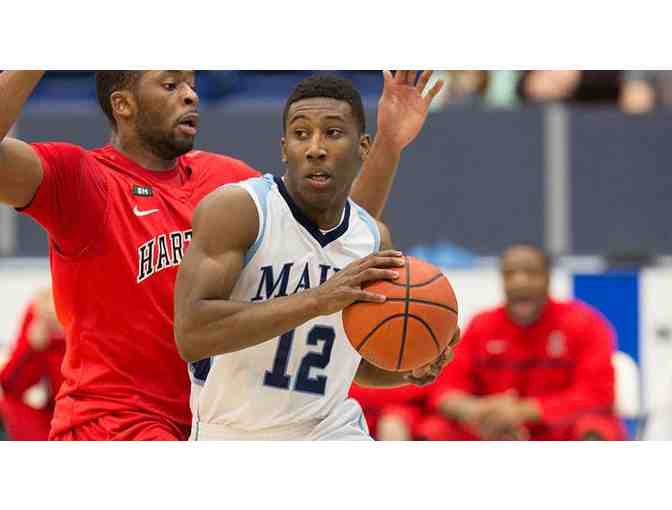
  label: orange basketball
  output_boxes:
[342,256,458,372]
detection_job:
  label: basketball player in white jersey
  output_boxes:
[174,75,458,440]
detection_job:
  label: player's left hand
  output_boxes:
[376,70,445,153]
[404,327,460,386]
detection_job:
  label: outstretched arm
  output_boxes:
[174,188,404,362]
[0,71,46,208]
[350,70,444,219]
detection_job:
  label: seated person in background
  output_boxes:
[0,287,66,440]
[349,383,430,440]
[620,70,672,114]
[518,70,623,105]
[418,243,626,441]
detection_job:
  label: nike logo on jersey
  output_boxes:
[133,205,159,217]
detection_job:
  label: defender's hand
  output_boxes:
[376,70,445,153]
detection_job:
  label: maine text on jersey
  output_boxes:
[137,230,193,283]
[251,262,341,301]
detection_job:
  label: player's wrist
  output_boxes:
[302,288,327,317]
[371,131,403,159]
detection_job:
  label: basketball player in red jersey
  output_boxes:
[0,70,444,440]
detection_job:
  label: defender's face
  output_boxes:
[500,246,550,326]
[282,97,369,210]
[132,70,199,159]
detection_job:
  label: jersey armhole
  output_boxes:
[352,201,381,252]
[235,175,273,267]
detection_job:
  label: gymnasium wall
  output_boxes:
[10,105,672,257]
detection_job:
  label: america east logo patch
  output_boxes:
[132,185,154,197]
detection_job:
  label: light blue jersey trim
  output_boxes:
[353,201,381,252]
[358,412,368,434]
[243,174,275,266]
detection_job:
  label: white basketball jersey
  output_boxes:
[189,174,380,434]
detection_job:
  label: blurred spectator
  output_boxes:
[518,70,623,104]
[349,383,430,440]
[0,287,65,440]
[483,71,521,108]
[444,71,489,105]
[418,243,626,441]
[620,71,672,114]
[426,71,487,110]
[427,71,521,111]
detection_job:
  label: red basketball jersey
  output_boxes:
[22,143,259,439]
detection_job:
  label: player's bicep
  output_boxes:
[0,137,44,208]
[175,187,258,310]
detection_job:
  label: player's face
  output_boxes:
[281,98,369,212]
[500,246,550,326]
[131,71,199,160]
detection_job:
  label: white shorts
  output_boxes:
[190,398,372,441]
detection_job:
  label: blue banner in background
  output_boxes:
[573,272,641,439]
[573,272,640,363]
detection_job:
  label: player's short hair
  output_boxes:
[95,71,143,130]
[502,242,552,272]
[283,74,366,134]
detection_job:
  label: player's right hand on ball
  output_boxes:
[311,250,405,316]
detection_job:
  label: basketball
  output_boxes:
[342,256,459,372]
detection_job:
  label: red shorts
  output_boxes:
[49,411,190,441]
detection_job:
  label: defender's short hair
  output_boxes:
[95,71,143,130]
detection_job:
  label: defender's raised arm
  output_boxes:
[0,71,46,208]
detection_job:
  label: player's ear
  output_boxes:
[110,90,135,125]
[280,137,288,164]
[358,134,371,161]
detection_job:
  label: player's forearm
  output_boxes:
[0,71,44,141]
[175,290,323,362]
[354,359,411,388]
[350,135,400,219]
[0,72,46,207]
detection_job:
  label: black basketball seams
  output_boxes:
[397,256,411,370]
[355,313,406,352]
[385,297,457,315]
[385,272,444,288]
[406,314,442,355]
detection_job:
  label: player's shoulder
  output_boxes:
[185,150,261,181]
[469,305,509,330]
[197,180,256,218]
[192,183,259,245]
[554,298,611,330]
[32,141,92,163]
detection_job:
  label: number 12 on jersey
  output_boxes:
[263,325,335,396]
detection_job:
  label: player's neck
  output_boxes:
[283,177,346,230]
[111,133,177,172]
[299,200,346,231]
